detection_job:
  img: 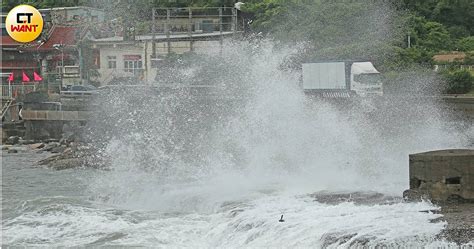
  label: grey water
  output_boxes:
[0,150,465,247]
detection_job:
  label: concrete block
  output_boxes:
[406,149,474,202]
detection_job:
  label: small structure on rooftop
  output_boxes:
[404,149,474,202]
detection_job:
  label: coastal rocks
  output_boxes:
[37,142,106,170]
[403,189,431,202]
[18,139,35,145]
[434,203,474,244]
[40,157,85,170]
[2,144,29,153]
[44,138,60,143]
[28,143,45,150]
[6,136,20,145]
[50,145,67,154]
[7,146,29,153]
[42,142,61,152]
[4,126,104,170]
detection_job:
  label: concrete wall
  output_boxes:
[24,120,64,140]
[443,96,474,119]
[407,149,474,202]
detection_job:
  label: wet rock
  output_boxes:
[18,139,35,145]
[37,154,62,165]
[51,145,66,154]
[28,143,45,150]
[60,132,77,145]
[44,138,60,143]
[1,145,12,150]
[403,189,431,201]
[6,136,20,145]
[47,158,84,170]
[436,203,474,244]
[42,142,60,152]
[36,142,108,170]
[8,146,28,153]
[62,147,73,155]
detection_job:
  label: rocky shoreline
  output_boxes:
[435,203,474,244]
[2,135,105,170]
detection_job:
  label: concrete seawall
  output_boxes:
[20,110,91,141]
[442,96,474,118]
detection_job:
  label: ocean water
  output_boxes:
[0,151,461,247]
[2,41,473,247]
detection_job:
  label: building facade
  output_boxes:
[92,32,233,85]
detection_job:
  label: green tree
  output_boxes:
[402,0,474,36]
[409,16,453,51]
[242,0,406,63]
[457,36,474,52]
[442,69,473,94]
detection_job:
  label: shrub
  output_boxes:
[442,69,473,94]
[457,36,474,51]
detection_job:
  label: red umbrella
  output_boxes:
[33,72,43,81]
[22,72,30,83]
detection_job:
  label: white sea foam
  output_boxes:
[3,194,459,247]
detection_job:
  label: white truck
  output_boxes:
[302,61,383,97]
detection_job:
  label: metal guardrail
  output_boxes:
[21,110,91,121]
[151,7,238,55]
[60,90,98,96]
[434,64,474,71]
[1,85,37,98]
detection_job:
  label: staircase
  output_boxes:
[1,98,13,120]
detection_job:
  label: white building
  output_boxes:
[92,32,234,85]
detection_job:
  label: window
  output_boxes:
[353,74,382,85]
[445,177,461,185]
[124,60,143,73]
[123,55,143,76]
[107,56,116,69]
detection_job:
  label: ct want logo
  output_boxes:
[6,5,44,43]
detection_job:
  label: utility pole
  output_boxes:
[78,43,84,85]
[189,7,193,51]
[219,7,223,53]
[166,9,171,54]
[152,8,156,58]
[61,47,64,88]
[53,43,65,89]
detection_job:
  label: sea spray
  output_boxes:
[86,40,470,212]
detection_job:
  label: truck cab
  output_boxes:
[350,62,383,96]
